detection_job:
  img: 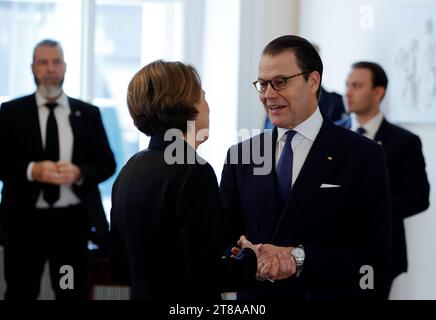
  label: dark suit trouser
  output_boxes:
[371,273,398,300]
[3,205,89,300]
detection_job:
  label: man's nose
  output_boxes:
[46,62,56,71]
[264,83,279,98]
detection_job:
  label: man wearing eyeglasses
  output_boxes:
[220,35,392,300]
[263,42,347,130]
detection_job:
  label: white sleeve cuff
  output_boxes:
[75,177,84,186]
[27,161,35,181]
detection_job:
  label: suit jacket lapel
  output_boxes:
[374,118,388,144]
[269,127,282,203]
[68,98,82,162]
[273,120,345,241]
[28,94,44,158]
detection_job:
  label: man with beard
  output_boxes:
[0,39,116,299]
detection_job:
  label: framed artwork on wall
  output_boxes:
[385,4,436,124]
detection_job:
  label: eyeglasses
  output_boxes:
[252,71,311,93]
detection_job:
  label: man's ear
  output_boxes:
[374,86,386,101]
[309,71,321,94]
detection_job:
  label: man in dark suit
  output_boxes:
[336,61,430,299]
[0,39,116,299]
[220,35,392,300]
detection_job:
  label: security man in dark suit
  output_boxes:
[337,61,430,299]
[220,35,392,300]
[0,39,116,299]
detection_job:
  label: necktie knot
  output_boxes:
[45,102,58,111]
[356,127,366,135]
[285,130,297,141]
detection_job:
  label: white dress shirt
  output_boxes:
[275,107,323,186]
[27,90,81,209]
[350,112,383,140]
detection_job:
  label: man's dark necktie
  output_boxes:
[356,127,367,135]
[276,130,297,202]
[43,102,60,206]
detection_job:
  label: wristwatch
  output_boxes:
[290,245,305,277]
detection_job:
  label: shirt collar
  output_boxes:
[35,90,69,110]
[277,107,323,142]
[351,112,383,139]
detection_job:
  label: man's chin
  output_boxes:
[38,85,63,100]
[268,116,282,128]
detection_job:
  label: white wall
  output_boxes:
[238,0,300,131]
[392,124,436,299]
[196,0,241,177]
[299,0,436,299]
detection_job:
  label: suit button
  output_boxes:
[251,224,259,231]
[304,292,312,300]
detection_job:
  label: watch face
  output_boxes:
[292,248,305,260]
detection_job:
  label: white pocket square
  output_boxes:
[320,183,341,188]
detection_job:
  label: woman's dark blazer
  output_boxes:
[109,134,256,300]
